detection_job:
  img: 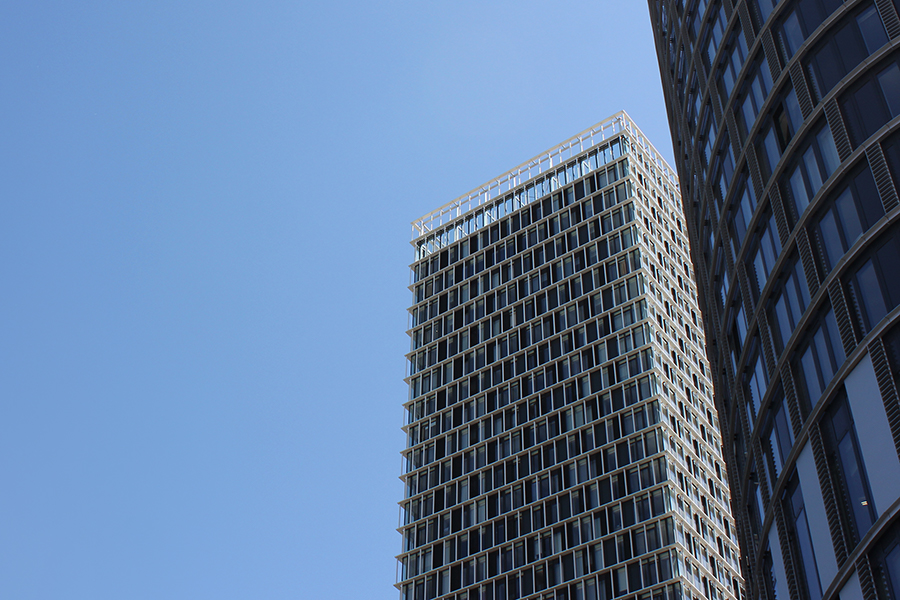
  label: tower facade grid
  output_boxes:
[399,113,743,600]
[648,3,900,600]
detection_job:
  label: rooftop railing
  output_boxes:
[410,111,678,255]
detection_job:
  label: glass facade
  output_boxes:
[648,3,900,600]
[399,114,742,600]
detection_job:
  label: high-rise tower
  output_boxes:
[648,3,900,600]
[399,113,742,600]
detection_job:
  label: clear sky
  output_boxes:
[0,2,673,599]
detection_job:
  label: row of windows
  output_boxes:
[405,382,660,495]
[739,338,900,600]
[727,300,842,474]
[407,381,656,458]
[844,221,900,338]
[401,416,733,596]
[405,432,667,530]
[760,378,893,600]
[409,297,650,406]
[717,4,891,280]
[724,175,894,449]
[404,381,727,520]
[715,146,889,411]
[407,300,655,425]
[400,555,684,600]
[412,171,631,304]
[410,243,643,368]
[680,1,892,296]
[842,51,900,148]
[402,515,677,584]
[806,3,887,102]
[405,399,662,503]
[402,392,732,595]
[402,408,733,597]
[410,269,643,379]
[705,15,894,312]
[403,461,670,554]
[410,200,636,329]
[409,289,651,399]
[412,137,630,266]
[410,224,641,353]
[407,347,719,495]
[402,378,740,596]
[714,172,890,427]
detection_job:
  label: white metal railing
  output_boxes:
[410,111,678,260]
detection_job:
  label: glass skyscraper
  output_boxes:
[648,3,900,600]
[399,113,743,600]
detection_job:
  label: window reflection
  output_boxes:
[768,254,810,354]
[842,56,900,148]
[784,123,839,220]
[807,4,888,103]
[846,224,900,335]
[871,519,900,600]
[813,162,882,274]
[822,389,877,546]
[777,0,844,65]
[784,475,824,600]
[762,385,793,485]
[794,306,844,413]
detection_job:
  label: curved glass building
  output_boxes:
[648,3,900,600]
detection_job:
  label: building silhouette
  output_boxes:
[648,3,900,600]
[399,113,743,600]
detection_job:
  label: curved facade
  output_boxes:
[648,3,900,600]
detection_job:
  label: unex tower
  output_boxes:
[399,113,743,600]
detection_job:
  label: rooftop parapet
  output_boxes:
[411,111,678,260]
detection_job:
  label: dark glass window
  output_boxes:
[699,107,718,171]
[691,0,711,41]
[758,88,804,180]
[784,475,824,600]
[762,384,793,485]
[703,4,728,70]
[778,0,844,64]
[812,162,883,273]
[841,54,900,148]
[744,342,768,424]
[763,542,786,600]
[883,129,900,191]
[712,242,731,317]
[712,137,736,214]
[807,4,888,103]
[717,28,749,103]
[746,210,782,301]
[755,0,785,29]
[728,299,749,371]
[886,322,900,386]
[686,75,700,135]
[872,518,900,600]
[768,254,811,354]
[783,122,840,220]
[794,305,844,412]
[736,56,774,143]
[822,389,877,546]
[845,225,900,335]
[728,173,757,256]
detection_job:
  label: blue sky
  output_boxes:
[0,2,673,599]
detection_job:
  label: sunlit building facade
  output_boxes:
[398,113,742,600]
[648,4,900,600]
